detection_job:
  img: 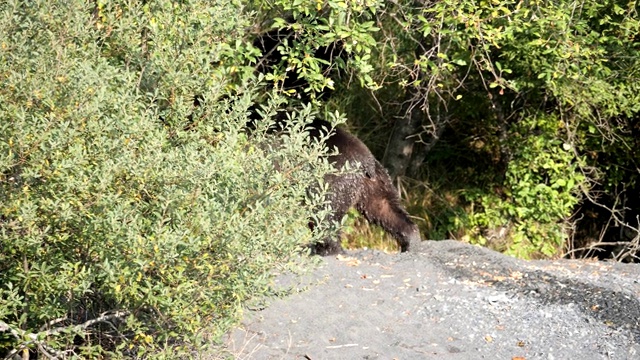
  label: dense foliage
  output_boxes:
[245,0,639,259]
[319,0,639,259]
[0,0,334,357]
[1,0,638,357]
[410,0,637,259]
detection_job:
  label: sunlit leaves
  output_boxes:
[0,0,333,357]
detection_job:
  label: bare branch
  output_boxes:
[0,311,129,359]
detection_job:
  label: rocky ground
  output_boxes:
[222,240,640,359]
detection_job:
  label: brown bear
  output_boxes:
[306,119,421,255]
[249,25,420,254]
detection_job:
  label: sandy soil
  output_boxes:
[222,240,640,359]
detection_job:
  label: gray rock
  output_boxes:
[221,240,640,359]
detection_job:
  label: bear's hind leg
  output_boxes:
[311,175,356,255]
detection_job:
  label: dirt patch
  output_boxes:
[222,240,640,359]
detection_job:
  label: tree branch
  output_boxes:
[0,311,129,359]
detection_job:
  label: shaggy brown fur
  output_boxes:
[307,119,421,255]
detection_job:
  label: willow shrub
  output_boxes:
[0,0,334,357]
[463,114,585,258]
[363,0,639,258]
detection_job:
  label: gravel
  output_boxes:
[222,240,640,359]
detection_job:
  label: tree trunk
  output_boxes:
[407,108,447,178]
[382,92,425,181]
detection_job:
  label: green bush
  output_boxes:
[247,0,383,101]
[463,114,585,258]
[329,0,638,259]
[0,0,334,357]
